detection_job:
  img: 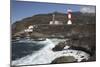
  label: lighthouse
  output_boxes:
[67,8,72,24]
[49,13,63,25]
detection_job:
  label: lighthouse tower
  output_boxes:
[67,9,72,24]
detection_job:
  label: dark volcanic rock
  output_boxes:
[51,56,76,64]
[52,42,67,51]
[69,36,96,56]
[88,53,96,61]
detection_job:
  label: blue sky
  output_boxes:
[11,1,84,23]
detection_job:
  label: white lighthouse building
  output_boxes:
[49,13,63,25]
[67,9,72,24]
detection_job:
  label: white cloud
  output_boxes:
[80,6,96,13]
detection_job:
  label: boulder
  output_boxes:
[51,56,76,64]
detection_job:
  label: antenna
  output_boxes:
[52,13,55,24]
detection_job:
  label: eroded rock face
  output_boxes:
[52,42,67,51]
[52,35,96,62]
[88,53,96,61]
[69,36,95,55]
[68,35,96,62]
[51,56,76,64]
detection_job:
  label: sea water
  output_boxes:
[12,38,90,66]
